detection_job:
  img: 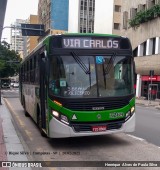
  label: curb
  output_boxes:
[136,102,160,109]
[3,98,34,160]
[2,98,33,169]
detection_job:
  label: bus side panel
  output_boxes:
[22,84,40,122]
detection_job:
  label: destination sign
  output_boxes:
[62,37,119,49]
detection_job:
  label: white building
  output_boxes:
[94,0,114,34]
[121,0,160,99]
[10,19,26,57]
[68,0,122,35]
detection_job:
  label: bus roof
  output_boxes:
[64,33,121,37]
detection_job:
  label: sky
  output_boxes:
[2,0,39,43]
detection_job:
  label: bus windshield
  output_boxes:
[49,55,134,98]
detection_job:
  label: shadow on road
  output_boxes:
[47,134,131,149]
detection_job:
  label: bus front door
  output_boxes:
[39,54,47,135]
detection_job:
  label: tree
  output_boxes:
[0,41,22,78]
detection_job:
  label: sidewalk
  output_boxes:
[136,97,160,109]
[0,98,31,170]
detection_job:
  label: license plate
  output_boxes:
[92,126,107,132]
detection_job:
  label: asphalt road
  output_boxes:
[2,89,160,147]
[2,90,160,170]
[1,87,19,98]
[129,105,160,147]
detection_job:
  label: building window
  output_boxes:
[152,38,156,55]
[123,11,128,29]
[152,0,156,5]
[133,47,138,57]
[130,8,137,19]
[114,23,120,30]
[137,4,145,12]
[146,0,155,9]
[155,0,160,5]
[79,0,95,33]
[115,5,121,12]
[143,41,147,56]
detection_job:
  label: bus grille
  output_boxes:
[63,99,129,111]
[71,121,124,132]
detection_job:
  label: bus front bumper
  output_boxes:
[49,113,135,138]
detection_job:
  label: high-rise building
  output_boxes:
[10,16,39,59]
[38,0,69,35]
[69,0,95,33]
[10,19,26,57]
[38,0,122,35]
[121,0,160,99]
[68,0,122,35]
[25,15,38,56]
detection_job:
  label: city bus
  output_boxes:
[19,33,135,138]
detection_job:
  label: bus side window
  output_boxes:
[35,55,39,83]
[24,63,27,82]
[27,61,29,82]
[33,56,36,83]
[30,59,33,83]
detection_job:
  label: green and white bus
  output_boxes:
[19,33,135,138]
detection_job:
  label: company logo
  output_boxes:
[97,114,101,119]
[92,107,105,110]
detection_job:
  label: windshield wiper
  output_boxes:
[71,52,90,74]
[88,58,91,89]
[71,51,91,89]
[103,63,107,89]
[104,53,116,75]
[101,53,116,89]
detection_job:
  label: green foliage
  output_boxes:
[129,5,160,28]
[0,41,22,78]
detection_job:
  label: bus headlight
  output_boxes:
[51,110,69,125]
[131,106,135,115]
[52,110,60,118]
[125,106,135,121]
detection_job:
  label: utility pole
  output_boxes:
[148,70,154,104]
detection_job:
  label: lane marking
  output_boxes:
[25,130,33,141]
[4,99,25,127]
[17,117,25,127]
[127,134,144,141]
[4,99,56,170]
[4,99,34,142]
